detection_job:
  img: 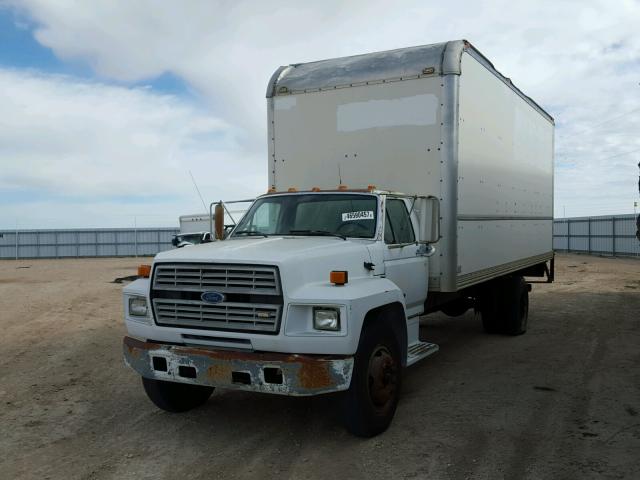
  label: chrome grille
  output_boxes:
[153,299,281,333]
[153,263,280,295]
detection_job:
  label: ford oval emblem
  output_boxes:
[201,291,226,304]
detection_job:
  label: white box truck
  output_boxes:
[171,214,213,248]
[122,40,554,437]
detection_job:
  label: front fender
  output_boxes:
[286,276,406,354]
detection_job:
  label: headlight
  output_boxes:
[128,296,148,317]
[313,307,340,331]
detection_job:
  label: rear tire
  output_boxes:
[479,281,502,334]
[479,276,529,335]
[142,377,214,413]
[341,313,402,437]
[501,276,529,336]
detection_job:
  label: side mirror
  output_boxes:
[417,196,440,244]
[171,237,178,247]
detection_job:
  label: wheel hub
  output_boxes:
[368,345,398,409]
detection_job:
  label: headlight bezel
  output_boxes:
[128,296,149,317]
[313,306,341,331]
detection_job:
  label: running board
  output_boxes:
[406,341,439,366]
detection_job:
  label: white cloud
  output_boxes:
[0,68,265,228]
[2,0,640,226]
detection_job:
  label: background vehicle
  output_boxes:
[123,39,554,437]
[171,214,213,248]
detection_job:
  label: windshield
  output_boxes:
[232,194,378,239]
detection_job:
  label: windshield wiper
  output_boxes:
[288,230,347,240]
[233,230,269,238]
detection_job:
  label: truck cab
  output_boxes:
[124,188,440,437]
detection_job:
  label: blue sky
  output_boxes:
[0,0,639,229]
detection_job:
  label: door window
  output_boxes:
[385,199,415,245]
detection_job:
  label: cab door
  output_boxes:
[383,197,428,317]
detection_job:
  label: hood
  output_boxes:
[155,236,377,294]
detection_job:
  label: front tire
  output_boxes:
[142,377,214,413]
[341,315,402,437]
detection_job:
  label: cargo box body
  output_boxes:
[267,40,554,292]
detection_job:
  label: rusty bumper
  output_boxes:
[123,336,354,396]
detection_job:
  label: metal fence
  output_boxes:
[0,228,179,259]
[553,214,639,257]
[2,216,638,259]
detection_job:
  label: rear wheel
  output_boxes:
[479,276,529,335]
[501,276,529,336]
[142,377,214,413]
[479,281,502,334]
[341,314,402,437]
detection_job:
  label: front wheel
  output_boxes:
[341,317,402,437]
[142,377,214,413]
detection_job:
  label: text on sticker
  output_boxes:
[342,211,374,222]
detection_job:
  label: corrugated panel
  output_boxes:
[554,222,568,236]
[568,237,588,252]
[78,245,97,256]
[57,232,76,243]
[158,230,176,243]
[38,232,56,244]
[18,246,38,258]
[19,232,38,245]
[616,237,640,255]
[97,231,117,244]
[57,245,77,257]
[569,221,589,236]
[0,232,17,246]
[553,237,568,250]
[590,237,613,254]
[591,218,613,236]
[39,246,56,257]
[78,232,96,242]
[117,231,135,243]
[138,230,160,242]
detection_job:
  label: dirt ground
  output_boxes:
[0,253,639,480]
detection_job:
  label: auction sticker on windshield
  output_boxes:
[342,211,374,222]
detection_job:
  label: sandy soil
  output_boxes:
[0,253,638,479]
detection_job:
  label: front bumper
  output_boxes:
[123,336,354,396]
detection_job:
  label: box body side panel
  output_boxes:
[269,77,453,288]
[456,52,554,287]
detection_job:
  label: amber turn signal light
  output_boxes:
[138,264,151,278]
[330,270,348,285]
